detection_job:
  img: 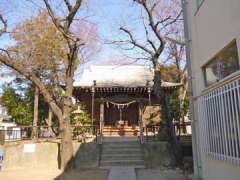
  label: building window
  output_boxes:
[203,41,240,86]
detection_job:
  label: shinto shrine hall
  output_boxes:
[73,65,181,138]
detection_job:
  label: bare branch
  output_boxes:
[142,20,157,52]
[155,16,171,29]
[64,0,73,12]
[120,27,154,56]
[0,53,63,120]
[160,10,182,31]
[65,0,82,30]
[0,14,7,36]
[43,0,64,31]
[165,36,186,46]
[135,0,165,45]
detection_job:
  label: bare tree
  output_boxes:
[118,0,182,140]
[0,0,86,168]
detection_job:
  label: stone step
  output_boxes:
[103,128,139,130]
[103,131,139,134]
[103,129,139,131]
[103,126,140,129]
[100,165,145,169]
[103,136,139,142]
[102,148,142,154]
[103,128,139,131]
[100,136,144,168]
[100,159,144,167]
[103,132,139,136]
[103,127,140,130]
[101,154,143,161]
[103,141,140,145]
[102,146,141,150]
[103,143,141,148]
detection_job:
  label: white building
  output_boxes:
[183,0,240,180]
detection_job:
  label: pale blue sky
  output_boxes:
[0,0,148,90]
[0,0,179,92]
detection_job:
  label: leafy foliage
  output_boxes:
[168,89,189,123]
[161,65,182,82]
[10,11,67,87]
[1,85,32,125]
[1,79,49,126]
[71,104,91,138]
[169,90,181,121]
[71,104,91,126]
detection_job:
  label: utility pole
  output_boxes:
[181,0,202,179]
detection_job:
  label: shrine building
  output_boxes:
[73,65,181,137]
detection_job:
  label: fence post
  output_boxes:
[0,130,4,145]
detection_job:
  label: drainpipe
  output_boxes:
[181,0,202,179]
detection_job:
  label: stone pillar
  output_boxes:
[91,87,95,128]
[99,102,104,144]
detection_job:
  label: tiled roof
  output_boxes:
[74,65,182,88]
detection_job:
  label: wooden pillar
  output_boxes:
[91,86,95,133]
[138,103,144,144]
[99,101,104,144]
[119,108,122,121]
[32,86,39,139]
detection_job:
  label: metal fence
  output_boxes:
[0,125,99,143]
[144,123,192,142]
[198,77,240,166]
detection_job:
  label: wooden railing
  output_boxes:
[145,125,161,141]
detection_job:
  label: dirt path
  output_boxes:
[0,168,109,180]
[136,169,190,180]
[0,168,191,180]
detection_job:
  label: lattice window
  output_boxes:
[198,77,240,165]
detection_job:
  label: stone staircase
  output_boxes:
[100,137,145,168]
[103,126,140,136]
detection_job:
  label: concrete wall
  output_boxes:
[143,141,175,169]
[186,0,240,179]
[2,140,99,171]
[2,141,60,170]
[202,158,240,180]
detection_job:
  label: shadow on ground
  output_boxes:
[136,169,189,180]
[54,140,109,180]
[54,168,109,180]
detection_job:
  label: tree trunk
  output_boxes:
[153,62,172,140]
[179,74,188,133]
[60,118,74,169]
[153,62,183,165]
[0,54,73,169]
[32,86,39,139]
[59,72,74,169]
[47,107,53,135]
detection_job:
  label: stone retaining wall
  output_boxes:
[143,141,175,169]
[2,139,99,171]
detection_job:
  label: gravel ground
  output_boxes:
[0,168,109,180]
[0,168,192,180]
[136,169,190,180]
